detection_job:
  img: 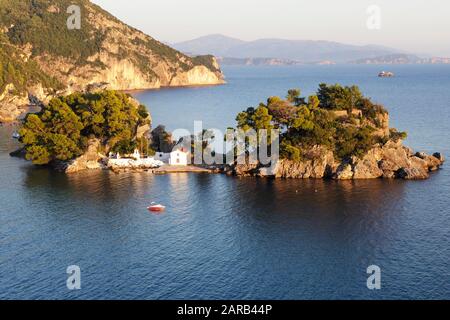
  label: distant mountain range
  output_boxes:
[173,34,450,65]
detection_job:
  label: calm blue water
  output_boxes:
[1,65,449,299]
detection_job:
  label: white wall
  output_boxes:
[169,151,188,166]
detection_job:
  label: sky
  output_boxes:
[91,0,450,56]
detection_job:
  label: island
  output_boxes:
[227,84,444,180]
[11,90,215,174]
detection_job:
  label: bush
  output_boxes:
[113,139,137,155]
[280,142,302,162]
[390,128,408,142]
[335,125,375,160]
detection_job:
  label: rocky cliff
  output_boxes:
[0,0,225,122]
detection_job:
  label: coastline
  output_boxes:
[122,81,226,95]
[109,164,213,175]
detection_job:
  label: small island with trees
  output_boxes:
[11,90,210,174]
[230,84,444,179]
[15,91,150,165]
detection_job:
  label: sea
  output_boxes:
[0,64,449,299]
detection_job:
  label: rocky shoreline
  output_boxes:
[10,140,444,180]
[229,140,444,180]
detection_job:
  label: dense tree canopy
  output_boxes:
[235,84,405,161]
[20,90,151,164]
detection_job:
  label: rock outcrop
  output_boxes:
[0,85,29,122]
[234,140,444,180]
[53,139,106,174]
[0,83,51,122]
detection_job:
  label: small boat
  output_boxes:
[378,71,395,78]
[148,202,166,212]
[12,132,20,139]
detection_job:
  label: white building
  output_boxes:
[132,149,141,160]
[155,148,189,166]
[169,148,189,166]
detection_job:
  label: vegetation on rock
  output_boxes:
[0,0,209,70]
[0,35,62,94]
[0,0,103,61]
[19,90,151,165]
[235,84,406,161]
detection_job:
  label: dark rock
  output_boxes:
[433,152,445,162]
[415,152,427,159]
[9,148,26,159]
[396,167,429,180]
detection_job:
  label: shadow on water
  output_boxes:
[12,156,447,299]
[22,165,408,232]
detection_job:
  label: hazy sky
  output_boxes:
[92,0,450,56]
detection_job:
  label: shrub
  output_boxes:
[390,128,408,142]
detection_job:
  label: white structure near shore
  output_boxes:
[107,147,190,170]
[107,149,164,169]
[155,148,189,166]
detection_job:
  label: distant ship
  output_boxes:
[12,132,20,139]
[378,71,395,78]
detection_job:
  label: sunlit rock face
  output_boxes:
[239,140,444,180]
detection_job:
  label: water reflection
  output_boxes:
[21,166,407,264]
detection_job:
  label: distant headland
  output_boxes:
[0,0,225,123]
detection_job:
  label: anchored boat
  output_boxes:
[148,202,166,212]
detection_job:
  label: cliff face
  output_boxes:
[0,0,225,122]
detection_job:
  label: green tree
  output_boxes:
[234,84,394,163]
[19,90,150,165]
[317,83,363,111]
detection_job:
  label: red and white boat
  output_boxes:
[148,202,166,212]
